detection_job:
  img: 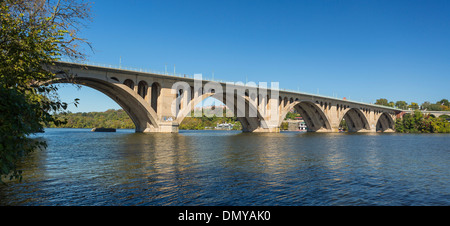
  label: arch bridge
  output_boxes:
[49,61,401,133]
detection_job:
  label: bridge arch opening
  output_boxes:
[176,90,266,132]
[281,101,332,132]
[50,84,135,129]
[339,108,370,132]
[177,95,243,131]
[50,77,159,132]
[376,112,395,132]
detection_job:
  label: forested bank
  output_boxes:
[49,109,450,133]
[48,109,135,129]
[395,110,450,133]
[375,98,450,133]
[48,109,242,130]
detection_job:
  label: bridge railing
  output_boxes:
[57,58,243,84]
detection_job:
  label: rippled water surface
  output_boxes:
[1,128,449,206]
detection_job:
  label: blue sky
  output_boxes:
[58,0,450,112]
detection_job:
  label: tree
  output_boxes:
[0,0,91,182]
[437,99,449,107]
[395,101,408,110]
[395,117,404,133]
[409,102,419,110]
[421,101,431,110]
[395,110,450,133]
[375,98,389,107]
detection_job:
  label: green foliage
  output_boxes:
[0,87,47,181]
[395,110,450,133]
[280,122,289,130]
[50,109,243,131]
[49,109,135,129]
[378,98,449,111]
[408,102,419,110]
[179,110,242,130]
[339,119,348,132]
[284,111,300,120]
[0,0,91,182]
[395,101,408,110]
[375,98,390,107]
[422,100,450,111]
[437,99,449,107]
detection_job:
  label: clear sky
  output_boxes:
[57,0,450,112]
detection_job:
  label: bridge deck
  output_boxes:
[54,61,400,113]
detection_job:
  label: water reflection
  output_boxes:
[1,129,449,206]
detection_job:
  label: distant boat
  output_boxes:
[91,127,116,132]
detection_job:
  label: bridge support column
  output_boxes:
[314,128,334,133]
[145,122,179,133]
[252,127,281,133]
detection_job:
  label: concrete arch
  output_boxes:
[281,101,332,132]
[340,108,371,132]
[50,77,159,132]
[427,113,437,118]
[175,91,266,132]
[376,112,395,132]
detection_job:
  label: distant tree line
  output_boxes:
[48,109,135,129]
[49,108,243,130]
[179,114,241,130]
[179,108,242,130]
[375,98,450,111]
[49,103,450,133]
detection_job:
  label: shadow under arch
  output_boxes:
[282,101,332,132]
[49,77,159,133]
[376,112,395,132]
[340,108,371,132]
[150,82,161,113]
[176,91,267,132]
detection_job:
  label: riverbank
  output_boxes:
[48,109,450,133]
[395,110,450,133]
[48,109,242,130]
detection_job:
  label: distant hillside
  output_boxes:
[48,108,242,130]
[48,109,135,129]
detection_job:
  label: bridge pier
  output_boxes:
[251,127,281,133]
[142,122,179,133]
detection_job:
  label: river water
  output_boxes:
[0,128,449,206]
